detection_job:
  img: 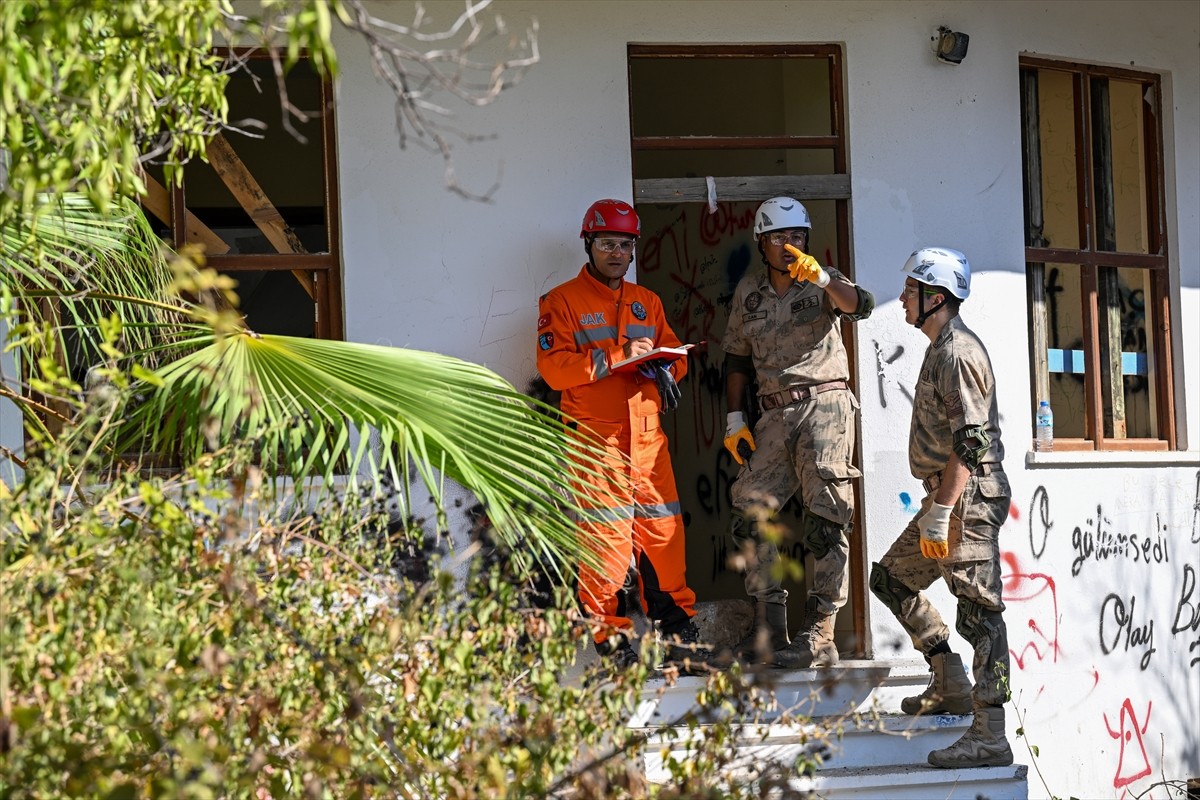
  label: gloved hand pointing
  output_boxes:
[640,359,681,413]
[917,500,954,559]
[784,244,831,288]
[723,411,756,465]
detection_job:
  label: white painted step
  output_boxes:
[633,658,934,727]
[634,658,1029,800]
[643,713,973,775]
[797,763,1029,800]
[645,725,1027,800]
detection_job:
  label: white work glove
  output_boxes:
[723,411,756,464]
[918,501,953,559]
[783,244,831,288]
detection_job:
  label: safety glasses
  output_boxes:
[593,237,637,254]
[765,231,808,247]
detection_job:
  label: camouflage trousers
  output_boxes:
[874,471,1012,706]
[730,389,860,615]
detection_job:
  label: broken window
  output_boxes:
[1019,57,1175,451]
[628,44,851,272]
[142,53,343,340]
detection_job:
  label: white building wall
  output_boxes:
[331,1,1200,794]
[332,3,1200,794]
[0,1,1193,794]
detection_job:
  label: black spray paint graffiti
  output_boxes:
[1045,267,1066,350]
[1071,507,1171,577]
[1048,266,1150,395]
[872,340,911,409]
[1170,563,1200,669]
[1029,485,1051,560]
[1192,470,1200,545]
[699,446,808,581]
[1100,592,1156,671]
[1031,483,1194,672]
[1176,472,1200,667]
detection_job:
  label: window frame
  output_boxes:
[1019,55,1175,452]
[627,43,851,273]
[157,49,344,341]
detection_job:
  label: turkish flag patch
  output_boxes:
[537,314,550,330]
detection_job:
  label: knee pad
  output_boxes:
[869,562,915,616]
[956,598,1010,701]
[730,510,762,553]
[801,510,846,559]
[955,597,1002,646]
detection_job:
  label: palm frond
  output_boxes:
[3,195,614,573]
[1,194,191,372]
[118,333,614,570]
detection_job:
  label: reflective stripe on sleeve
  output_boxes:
[574,325,619,345]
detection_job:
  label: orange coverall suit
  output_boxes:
[537,266,697,644]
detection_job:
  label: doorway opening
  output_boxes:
[627,43,865,656]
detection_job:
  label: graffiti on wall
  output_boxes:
[1104,698,1153,794]
[1018,481,1198,674]
[1010,473,1199,796]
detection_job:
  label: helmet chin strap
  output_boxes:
[583,235,606,279]
[758,242,793,278]
[912,289,947,328]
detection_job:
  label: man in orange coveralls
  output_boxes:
[537,198,707,673]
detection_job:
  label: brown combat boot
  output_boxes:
[927,705,1014,768]
[732,601,790,664]
[773,596,838,668]
[901,652,973,715]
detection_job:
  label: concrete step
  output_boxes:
[644,722,1028,799]
[635,658,1028,800]
[796,763,1029,800]
[632,658,934,727]
[643,713,973,774]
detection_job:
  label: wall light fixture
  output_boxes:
[932,26,969,65]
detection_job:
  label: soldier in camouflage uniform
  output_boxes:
[869,247,1013,769]
[720,197,874,668]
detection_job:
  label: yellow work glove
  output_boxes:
[783,244,831,288]
[723,411,756,465]
[917,500,953,559]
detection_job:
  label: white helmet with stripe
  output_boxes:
[901,247,971,300]
[753,197,811,236]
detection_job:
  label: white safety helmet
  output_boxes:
[901,247,971,300]
[753,197,811,236]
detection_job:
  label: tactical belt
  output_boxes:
[923,462,1002,493]
[759,380,848,411]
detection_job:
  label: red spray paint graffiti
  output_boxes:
[1002,550,1064,672]
[1104,698,1152,794]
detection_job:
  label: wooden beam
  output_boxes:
[204,134,316,299]
[1020,69,1052,412]
[635,174,851,204]
[633,134,841,151]
[139,171,230,256]
[1090,79,1126,439]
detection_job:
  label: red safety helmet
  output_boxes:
[580,199,640,238]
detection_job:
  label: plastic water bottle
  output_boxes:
[1035,400,1054,452]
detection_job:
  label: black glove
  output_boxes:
[651,360,681,413]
